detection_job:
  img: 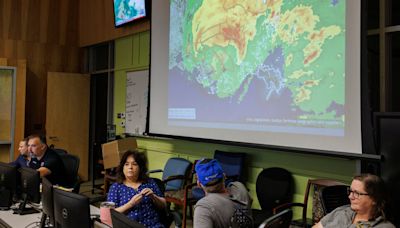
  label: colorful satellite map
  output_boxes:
[168,0,345,133]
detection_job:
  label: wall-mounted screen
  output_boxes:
[113,0,146,27]
[150,0,362,155]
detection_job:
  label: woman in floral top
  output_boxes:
[107,150,166,228]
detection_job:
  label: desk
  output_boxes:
[0,209,41,228]
[0,205,100,227]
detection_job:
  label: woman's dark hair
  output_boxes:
[116,150,149,183]
[353,173,388,220]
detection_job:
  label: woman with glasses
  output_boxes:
[313,173,395,228]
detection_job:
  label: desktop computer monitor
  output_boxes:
[40,177,54,228]
[111,209,145,228]
[14,167,41,215]
[0,162,18,209]
[53,188,91,228]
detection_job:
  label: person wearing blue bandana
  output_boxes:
[193,158,252,228]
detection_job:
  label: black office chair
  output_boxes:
[151,177,179,228]
[320,185,350,214]
[252,167,294,227]
[214,150,246,184]
[258,209,293,228]
[52,148,68,156]
[58,153,81,193]
[191,151,247,200]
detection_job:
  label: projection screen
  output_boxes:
[150,0,362,155]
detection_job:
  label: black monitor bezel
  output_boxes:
[111,209,145,228]
[19,167,41,204]
[53,188,91,228]
[40,177,54,227]
[0,162,18,209]
[0,162,18,193]
[13,167,41,215]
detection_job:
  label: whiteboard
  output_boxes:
[125,70,149,135]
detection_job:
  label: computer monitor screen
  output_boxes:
[40,177,54,228]
[0,162,18,209]
[111,209,145,228]
[14,167,41,215]
[53,188,91,228]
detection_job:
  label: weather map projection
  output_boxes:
[113,0,146,26]
[168,0,346,136]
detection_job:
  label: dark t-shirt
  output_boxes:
[9,154,29,169]
[29,148,65,186]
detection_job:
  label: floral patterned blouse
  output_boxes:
[107,179,165,228]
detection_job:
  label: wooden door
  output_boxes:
[46,72,90,181]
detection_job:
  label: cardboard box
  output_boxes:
[101,137,138,169]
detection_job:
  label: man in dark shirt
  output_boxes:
[9,138,30,168]
[27,135,65,186]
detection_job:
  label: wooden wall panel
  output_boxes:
[0,0,81,136]
[79,0,150,47]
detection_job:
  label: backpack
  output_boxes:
[230,198,254,228]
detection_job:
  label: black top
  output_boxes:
[29,148,66,186]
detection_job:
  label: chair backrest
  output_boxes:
[214,150,246,183]
[320,185,350,214]
[162,158,192,191]
[258,208,293,228]
[256,167,294,211]
[303,179,348,226]
[150,178,174,228]
[53,148,68,156]
[59,154,80,189]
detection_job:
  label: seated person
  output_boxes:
[194,158,253,228]
[107,150,166,228]
[9,137,30,168]
[27,134,66,186]
[313,173,395,228]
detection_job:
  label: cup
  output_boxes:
[100,201,116,227]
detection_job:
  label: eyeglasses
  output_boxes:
[347,188,369,199]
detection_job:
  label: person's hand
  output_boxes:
[128,192,143,207]
[140,188,155,198]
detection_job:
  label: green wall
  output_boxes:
[113,31,356,220]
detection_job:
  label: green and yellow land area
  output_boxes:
[171,0,345,121]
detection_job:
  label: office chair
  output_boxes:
[148,157,193,228]
[258,208,293,228]
[58,153,81,193]
[275,178,347,227]
[320,185,350,214]
[191,151,246,200]
[52,148,68,156]
[214,150,246,183]
[252,167,294,227]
